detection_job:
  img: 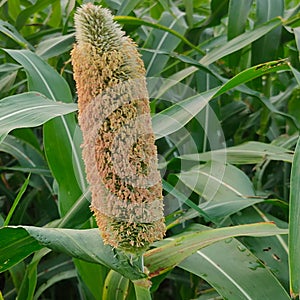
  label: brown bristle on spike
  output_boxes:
[71,3,165,254]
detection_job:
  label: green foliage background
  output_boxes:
[0,0,300,299]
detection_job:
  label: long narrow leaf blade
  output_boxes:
[0,226,144,280]
[289,136,300,297]
[144,223,288,278]
[178,141,294,164]
[165,17,284,86]
[152,60,289,139]
[0,227,42,273]
[172,162,263,219]
[180,236,290,299]
[102,270,129,300]
[200,17,282,66]
[0,92,77,143]
[3,174,31,226]
[4,49,87,215]
[252,0,283,64]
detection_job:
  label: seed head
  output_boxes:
[71,4,166,254]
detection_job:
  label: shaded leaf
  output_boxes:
[227,0,253,67]
[0,227,42,273]
[0,70,17,93]
[15,0,57,30]
[0,63,21,73]
[115,16,200,54]
[33,270,77,300]
[290,64,300,86]
[74,259,108,300]
[252,0,283,64]
[0,20,33,49]
[4,174,30,226]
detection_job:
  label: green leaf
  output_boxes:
[117,0,140,15]
[4,174,30,226]
[0,227,42,273]
[17,249,51,300]
[133,279,152,300]
[0,166,51,176]
[0,135,51,191]
[290,64,300,86]
[183,0,193,27]
[201,17,282,66]
[7,262,26,293]
[115,16,201,55]
[294,27,300,59]
[232,207,289,289]
[44,121,86,215]
[0,63,21,73]
[0,20,33,49]
[178,141,294,164]
[17,226,145,281]
[33,270,77,300]
[152,88,217,139]
[4,49,87,216]
[201,0,229,28]
[227,0,253,67]
[74,259,108,300]
[13,127,42,150]
[232,62,291,93]
[144,222,288,278]
[172,162,263,219]
[102,270,129,300]
[162,179,213,222]
[57,189,91,228]
[289,136,300,298]
[7,0,22,20]
[252,0,284,64]
[4,224,284,285]
[179,226,290,299]
[48,0,62,28]
[213,59,289,96]
[15,0,57,30]
[228,0,253,40]
[164,16,284,87]
[0,92,77,143]
[0,70,17,93]
[142,10,187,76]
[3,49,72,101]
[35,33,75,59]
[152,60,289,139]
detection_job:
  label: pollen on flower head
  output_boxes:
[71,3,166,254]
